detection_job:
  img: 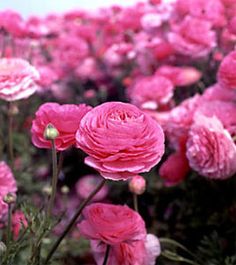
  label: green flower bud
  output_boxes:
[43,124,59,140]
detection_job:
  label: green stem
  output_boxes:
[46,139,58,218]
[102,245,110,265]
[44,178,107,265]
[133,193,138,212]
[161,250,201,265]
[6,203,12,246]
[8,102,14,167]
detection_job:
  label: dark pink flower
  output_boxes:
[159,151,190,186]
[75,175,108,201]
[0,58,40,102]
[90,233,161,265]
[76,102,165,180]
[186,115,236,179]
[168,16,216,57]
[31,103,92,151]
[78,203,146,245]
[128,75,174,110]
[217,51,236,90]
[12,211,28,240]
[0,161,17,220]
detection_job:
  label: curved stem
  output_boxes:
[44,178,107,265]
[102,245,110,265]
[46,140,58,218]
[133,193,138,212]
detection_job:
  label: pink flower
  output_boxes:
[0,58,40,102]
[76,102,165,180]
[91,238,146,265]
[78,203,146,245]
[202,83,236,102]
[168,16,216,57]
[186,115,236,179]
[0,161,17,220]
[90,233,161,265]
[129,175,146,195]
[75,175,108,201]
[128,75,174,110]
[217,51,236,90]
[159,151,190,186]
[31,103,92,151]
[12,211,28,240]
[0,10,25,37]
[155,65,202,87]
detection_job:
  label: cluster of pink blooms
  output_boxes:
[0,0,236,263]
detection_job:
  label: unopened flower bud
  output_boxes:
[3,193,16,204]
[0,241,7,255]
[42,185,52,196]
[9,104,19,116]
[61,185,69,195]
[43,123,59,140]
[129,175,146,195]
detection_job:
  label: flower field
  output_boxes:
[0,0,236,264]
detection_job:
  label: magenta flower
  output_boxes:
[0,161,17,220]
[76,102,165,180]
[31,103,92,151]
[78,203,146,245]
[159,151,190,186]
[186,115,236,179]
[12,210,28,240]
[0,58,40,102]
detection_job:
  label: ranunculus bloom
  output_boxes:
[128,75,174,110]
[78,203,146,245]
[202,83,236,102]
[159,151,190,186]
[168,16,216,57]
[0,58,40,102]
[91,238,146,265]
[31,103,92,151]
[76,102,165,180]
[217,51,236,90]
[0,161,17,220]
[75,175,108,201]
[155,65,202,87]
[186,115,236,179]
[90,233,161,265]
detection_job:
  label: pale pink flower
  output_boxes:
[128,75,174,110]
[0,58,40,101]
[144,234,161,265]
[0,161,17,220]
[31,103,92,151]
[75,175,108,201]
[76,102,165,181]
[186,115,236,179]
